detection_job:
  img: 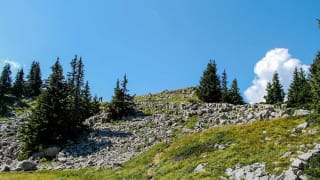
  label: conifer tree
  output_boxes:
[109,75,135,120]
[91,95,100,115]
[21,58,70,157]
[287,67,311,108]
[221,69,229,103]
[12,68,25,98]
[197,60,221,102]
[26,61,42,97]
[0,64,12,97]
[228,79,244,105]
[81,81,93,118]
[264,71,285,104]
[310,51,320,113]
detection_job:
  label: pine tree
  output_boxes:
[81,81,92,119]
[228,79,244,105]
[21,58,70,157]
[287,67,312,108]
[221,69,229,103]
[310,51,320,113]
[12,68,25,98]
[264,71,285,104]
[197,60,221,102]
[0,64,12,97]
[91,95,100,115]
[26,61,42,97]
[109,75,135,120]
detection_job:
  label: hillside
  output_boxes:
[0,88,319,179]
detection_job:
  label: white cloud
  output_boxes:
[244,48,309,104]
[0,59,21,70]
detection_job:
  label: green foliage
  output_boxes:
[26,61,42,97]
[221,69,229,103]
[287,67,312,109]
[228,79,244,105]
[264,71,285,104]
[310,51,320,113]
[20,57,98,158]
[108,74,135,120]
[0,64,12,97]
[306,113,320,125]
[304,153,320,179]
[197,60,221,103]
[12,68,25,98]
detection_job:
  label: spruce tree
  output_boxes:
[21,58,70,157]
[91,95,100,115]
[310,51,320,113]
[109,75,135,120]
[264,71,285,104]
[81,81,93,119]
[0,64,12,97]
[221,69,229,103]
[287,67,311,108]
[26,61,42,97]
[12,68,25,98]
[197,60,221,102]
[228,79,244,105]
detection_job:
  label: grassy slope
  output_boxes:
[1,116,319,180]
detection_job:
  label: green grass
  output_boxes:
[153,116,320,179]
[1,116,319,180]
[185,115,199,130]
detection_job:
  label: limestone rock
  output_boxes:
[293,109,310,116]
[194,163,206,172]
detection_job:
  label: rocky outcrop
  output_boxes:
[225,144,320,180]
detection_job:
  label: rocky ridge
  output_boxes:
[0,88,313,173]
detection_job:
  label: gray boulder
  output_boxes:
[194,163,206,172]
[16,160,37,171]
[293,110,310,116]
[43,146,60,158]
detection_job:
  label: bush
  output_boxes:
[306,113,320,125]
[304,153,320,179]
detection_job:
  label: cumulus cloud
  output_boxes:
[244,48,309,104]
[0,59,21,70]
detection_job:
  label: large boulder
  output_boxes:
[43,146,60,158]
[16,160,37,171]
[293,110,310,116]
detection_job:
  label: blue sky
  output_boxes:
[0,1,319,102]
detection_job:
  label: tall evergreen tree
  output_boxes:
[197,60,221,102]
[12,68,25,98]
[221,69,229,103]
[109,75,135,120]
[287,67,312,108]
[26,61,42,97]
[67,55,87,125]
[310,51,320,113]
[228,79,244,105]
[21,58,70,157]
[264,71,285,104]
[81,81,93,118]
[0,64,12,97]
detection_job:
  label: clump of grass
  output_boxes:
[185,115,199,130]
